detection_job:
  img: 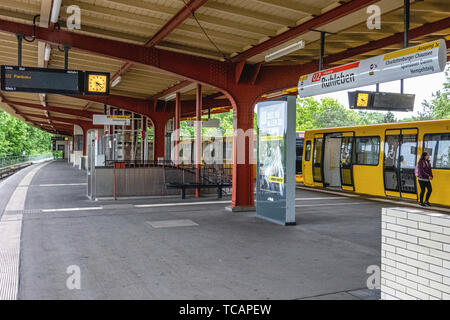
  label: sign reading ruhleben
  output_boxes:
[298,39,447,97]
[93,115,130,126]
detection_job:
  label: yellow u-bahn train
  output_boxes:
[301,119,450,207]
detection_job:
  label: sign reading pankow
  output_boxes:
[298,39,447,97]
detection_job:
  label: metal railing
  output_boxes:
[104,160,233,199]
[0,153,53,167]
[0,152,53,179]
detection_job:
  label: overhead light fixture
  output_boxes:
[165,93,177,101]
[39,93,47,107]
[50,0,62,23]
[111,76,121,87]
[265,40,305,62]
[44,45,51,61]
[264,91,284,99]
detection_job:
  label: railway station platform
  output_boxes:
[0,159,389,300]
[0,161,385,299]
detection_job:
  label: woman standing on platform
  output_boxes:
[416,152,433,207]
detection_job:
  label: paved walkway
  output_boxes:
[0,160,387,300]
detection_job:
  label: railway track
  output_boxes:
[0,162,32,180]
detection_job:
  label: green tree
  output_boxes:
[0,110,52,158]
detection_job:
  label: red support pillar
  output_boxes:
[153,119,166,162]
[231,95,257,210]
[195,84,202,197]
[81,126,88,156]
[174,92,181,165]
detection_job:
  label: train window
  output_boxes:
[355,136,380,165]
[424,134,450,169]
[304,141,311,161]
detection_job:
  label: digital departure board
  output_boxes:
[349,91,415,112]
[1,65,83,94]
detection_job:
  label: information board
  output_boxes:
[256,96,296,226]
[298,39,447,97]
[1,65,83,94]
[348,91,415,111]
[93,115,131,126]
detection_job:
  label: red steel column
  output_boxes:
[81,126,88,156]
[174,92,181,165]
[153,119,166,162]
[231,96,256,209]
[195,83,202,197]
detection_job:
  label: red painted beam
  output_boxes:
[0,19,228,90]
[231,0,381,63]
[144,0,208,48]
[257,16,450,93]
[110,61,133,84]
[3,99,100,119]
[151,80,193,100]
[21,113,102,129]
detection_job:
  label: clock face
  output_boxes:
[88,74,107,93]
[356,93,369,107]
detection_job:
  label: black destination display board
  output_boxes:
[348,90,415,112]
[1,65,83,95]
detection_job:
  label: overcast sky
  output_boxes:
[313,66,448,119]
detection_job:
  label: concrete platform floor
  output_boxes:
[0,160,387,300]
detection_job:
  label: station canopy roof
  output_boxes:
[0,0,448,135]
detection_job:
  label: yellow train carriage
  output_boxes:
[302,119,450,207]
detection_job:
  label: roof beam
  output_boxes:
[0,18,228,90]
[145,0,208,48]
[251,0,322,16]
[231,0,381,63]
[257,16,450,93]
[21,113,102,128]
[111,0,207,92]
[3,99,99,119]
[151,80,193,100]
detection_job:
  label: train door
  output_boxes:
[323,134,342,188]
[312,134,324,186]
[340,132,355,191]
[383,129,418,199]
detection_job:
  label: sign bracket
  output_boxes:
[400,0,410,94]
[310,29,335,71]
[16,34,22,67]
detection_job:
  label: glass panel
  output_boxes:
[424,133,450,169]
[384,135,399,168]
[436,138,450,169]
[400,135,417,169]
[304,141,311,162]
[384,135,400,191]
[295,138,304,174]
[340,137,353,186]
[313,138,323,182]
[355,137,380,165]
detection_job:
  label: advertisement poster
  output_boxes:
[256,97,296,226]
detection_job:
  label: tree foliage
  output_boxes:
[0,110,52,157]
[295,97,388,130]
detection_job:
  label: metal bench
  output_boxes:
[163,165,232,199]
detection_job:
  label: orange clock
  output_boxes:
[84,72,110,96]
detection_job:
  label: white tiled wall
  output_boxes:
[381,208,450,300]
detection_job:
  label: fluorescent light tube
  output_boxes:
[44,45,51,61]
[265,40,305,62]
[111,76,121,87]
[50,0,62,23]
[165,93,177,101]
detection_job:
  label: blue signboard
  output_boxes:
[256,96,296,225]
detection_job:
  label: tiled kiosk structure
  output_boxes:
[381,208,450,300]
